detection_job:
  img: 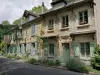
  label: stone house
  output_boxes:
[4,0,100,65]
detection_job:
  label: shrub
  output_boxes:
[91,46,100,70]
[47,60,55,66]
[25,58,37,64]
[15,56,21,59]
[66,58,89,73]
[55,60,61,66]
[37,59,49,65]
[36,59,60,66]
[7,55,14,59]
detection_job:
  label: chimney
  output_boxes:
[42,2,44,14]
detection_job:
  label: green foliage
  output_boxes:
[2,20,10,25]
[47,60,55,66]
[55,60,61,66]
[6,55,15,59]
[91,45,100,70]
[66,58,89,73]
[4,54,21,59]
[0,41,6,54]
[30,5,48,15]
[25,58,37,64]
[25,58,61,66]
[36,36,43,43]
[13,17,28,25]
[13,18,22,25]
[36,59,60,66]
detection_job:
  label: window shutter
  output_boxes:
[17,45,20,53]
[73,42,80,57]
[54,44,57,57]
[35,42,38,55]
[90,42,96,57]
[43,41,49,56]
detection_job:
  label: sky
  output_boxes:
[0,0,52,24]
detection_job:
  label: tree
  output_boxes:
[2,20,10,25]
[13,18,22,25]
[91,45,100,70]
[30,5,48,15]
[13,5,48,25]
[13,17,28,25]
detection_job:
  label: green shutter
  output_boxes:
[43,39,49,56]
[73,42,80,57]
[54,44,57,57]
[90,42,96,57]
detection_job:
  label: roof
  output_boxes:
[51,0,67,5]
[12,0,93,30]
[40,0,93,16]
[23,10,38,17]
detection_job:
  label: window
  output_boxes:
[49,44,54,55]
[62,15,69,28]
[63,43,69,50]
[79,10,88,25]
[32,24,35,35]
[48,19,54,30]
[24,44,26,53]
[80,42,90,57]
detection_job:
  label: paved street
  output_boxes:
[0,57,85,75]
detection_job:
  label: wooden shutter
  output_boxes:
[35,42,38,55]
[90,42,96,57]
[43,39,49,56]
[54,44,57,57]
[73,42,80,57]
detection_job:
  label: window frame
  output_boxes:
[80,42,90,57]
[62,15,69,28]
[79,10,88,25]
[48,19,54,30]
[48,44,54,56]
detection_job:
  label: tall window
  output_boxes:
[79,10,88,25]
[49,44,54,55]
[32,24,35,35]
[62,15,69,28]
[48,19,54,30]
[80,42,90,57]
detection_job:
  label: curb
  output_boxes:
[89,72,99,75]
[34,64,67,70]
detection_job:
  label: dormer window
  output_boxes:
[79,10,88,25]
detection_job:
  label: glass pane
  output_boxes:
[86,43,90,56]
[65,16,69,27]
[79,12,83,24]
[80,43,85,56]
[49,44,54,55]
[84,11,88,23]
[80,16,83,23]
[84,16,88,23]
[48,20,54,30]
[64,43,69,50]
[62,17,65,28]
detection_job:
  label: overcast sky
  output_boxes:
[0,0,52,24]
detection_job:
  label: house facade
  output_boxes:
[40,0,96,65]
[4,0,100,65]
